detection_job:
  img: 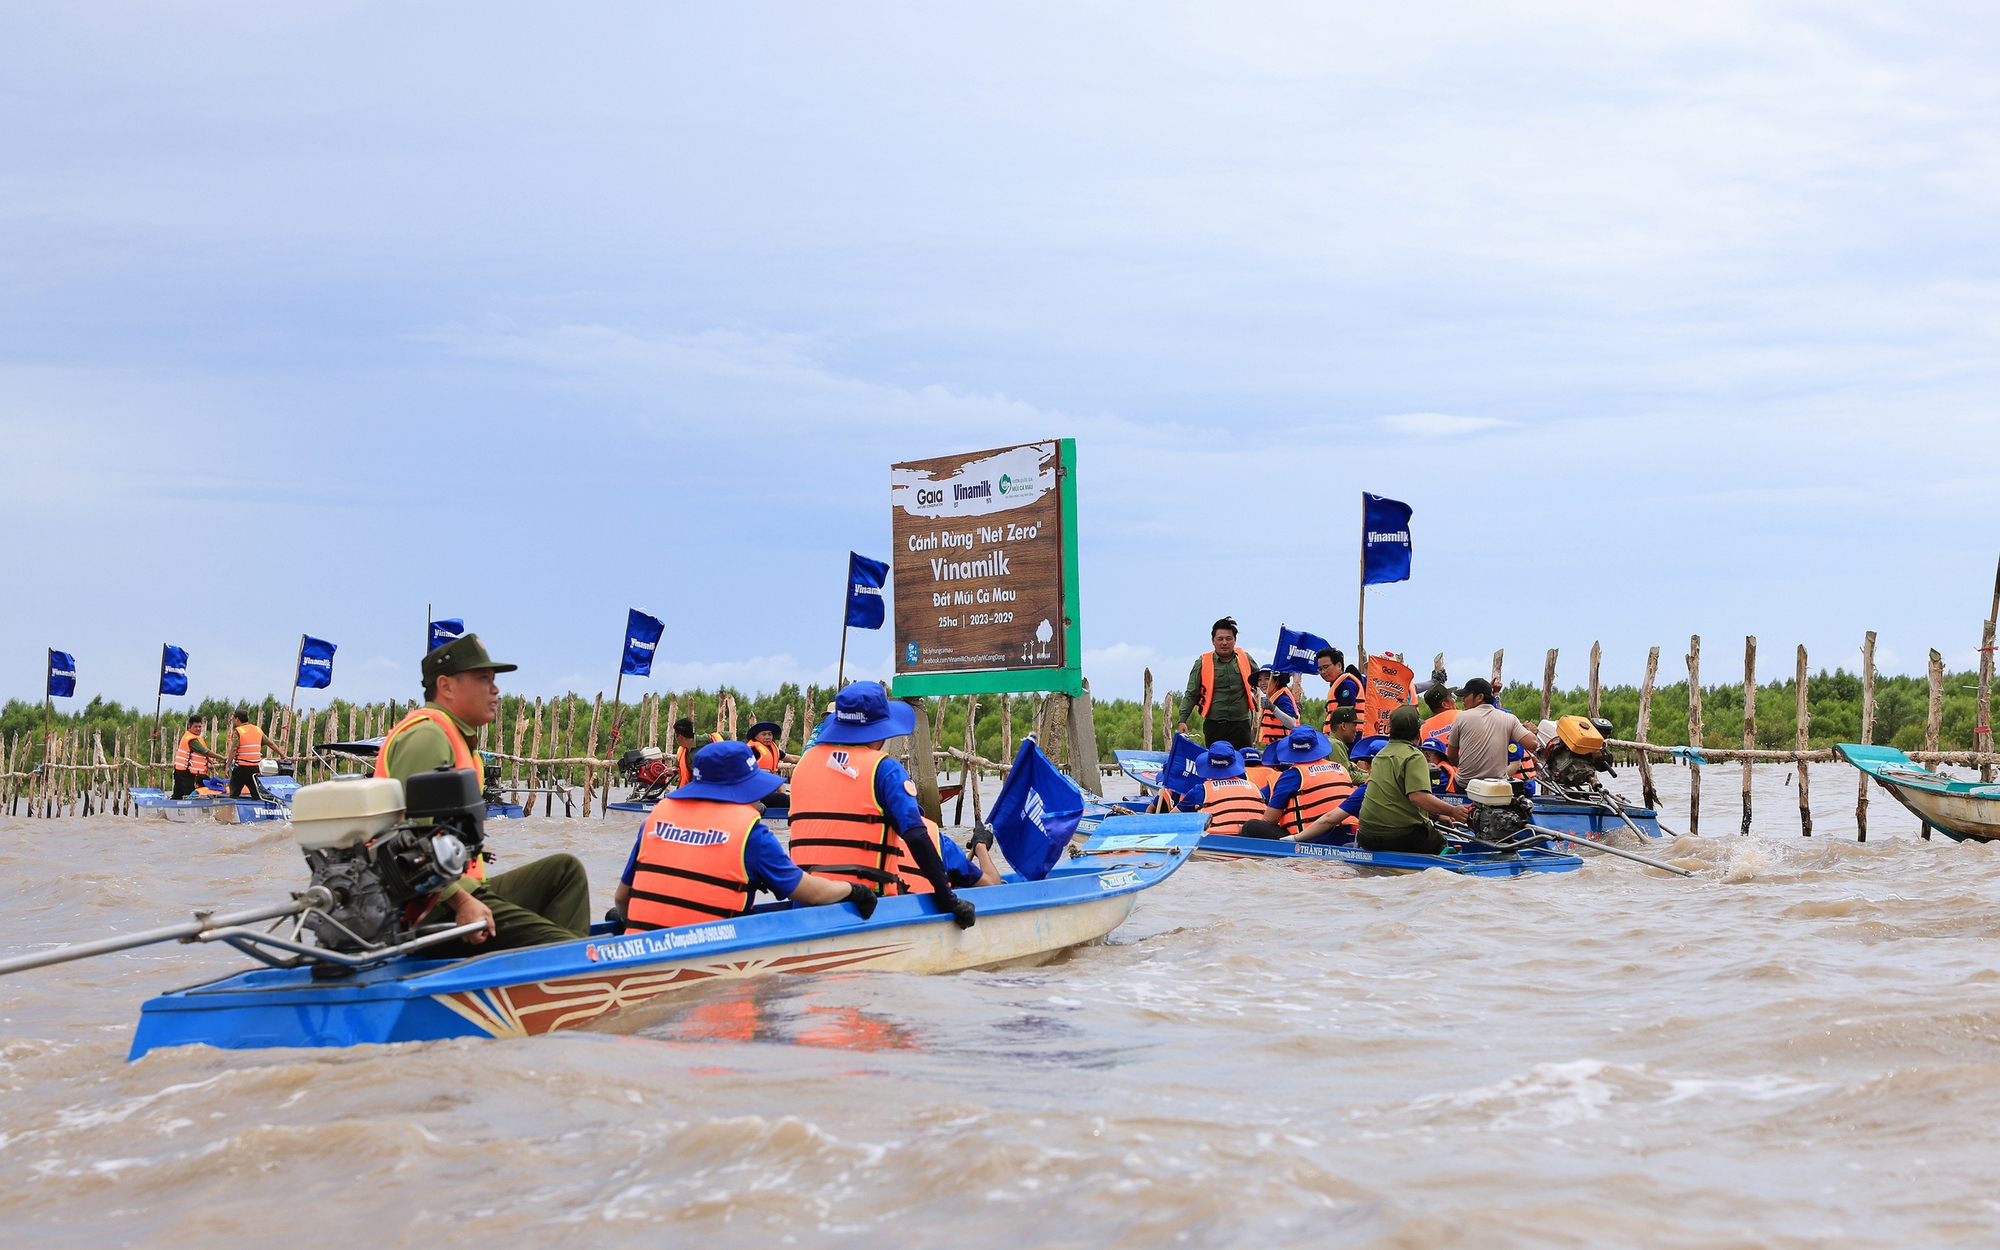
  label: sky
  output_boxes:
[4,1,1999,709]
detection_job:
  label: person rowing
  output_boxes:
[1171,742,1268,837]
[612,739,878,932]
[1355,705,1469,855]
[785,682,984,926]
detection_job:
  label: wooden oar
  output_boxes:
[1524,824,1695,877]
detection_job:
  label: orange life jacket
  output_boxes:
[375,705,487,882]
[1323,670,1364,733]
[1278,761,1357,835]
[174,730,204,773]
[1244,764,1280,797]
[1430,759,1458,793]
[1196,777,1266,837]
[624,796,761,930]
[675,735,724,786]
[1258,688,1297,745]
[1421,709,1458,743]
[786,743,935,896]
[749,739,782,773]
[1197,650,1256,719]
[231,723,265,766]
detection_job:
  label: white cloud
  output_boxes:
[1376,412,1509,438]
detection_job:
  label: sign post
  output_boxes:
[889,438,1081,699]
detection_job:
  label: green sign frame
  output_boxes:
[891,437,1082,699]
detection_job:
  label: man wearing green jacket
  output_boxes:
[1178,617,1257,749]
[378,634,591,953]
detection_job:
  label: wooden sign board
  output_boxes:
[890,439,1081,697]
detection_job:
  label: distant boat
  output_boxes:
[1837,744,2000,842]
[1192,831,1582,875]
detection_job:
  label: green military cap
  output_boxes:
[1388,705,1424,740]
[1325,707,1360,726]
[423,633,519,683]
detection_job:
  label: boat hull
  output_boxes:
[1528,798,1663,840]
[1838,744,2000,842]
[1193,832,1581,876]
[128,815,1203,1058]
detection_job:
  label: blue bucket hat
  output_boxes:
[1347,735,1388,763]
[814,682,918,745]
[1241,745,1263,765]
[1194,743,1245,780]
[1269,726,1332,766]
[1420,736,1450,756]
[674,740,787,804]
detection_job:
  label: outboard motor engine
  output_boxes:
[1545,714,1617,788]
[288,766,487,954]
[1462,777,1535,843]
[619,746,671,803]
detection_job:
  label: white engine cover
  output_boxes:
[289,777,405,849]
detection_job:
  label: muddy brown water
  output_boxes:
[3,764,1998,1247]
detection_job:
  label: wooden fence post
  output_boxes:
[957,694,980,825]
[906,696,943,825]
[1687,635,1702,835]
[1540,649,1558,723]
[1979,620,1995,784]
[1637,646,1659,811]
[1491,649,1504,691]
[1741,636,1756,835]
[1142,667,1154,752]
[583,692,603,817]
[1070,679,1105,796]
[1795,644,1812,837]
[1588,641,1602,719]
[1926,649,1944,755]
[1857,631,1875,842]
[1002,693,1014,763]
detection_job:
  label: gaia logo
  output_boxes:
[998,474,1012,495]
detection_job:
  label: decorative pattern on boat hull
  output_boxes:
[435,942,917,1038]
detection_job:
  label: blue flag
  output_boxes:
[1362,493,1414,586]
[622,609,665,677]
[159,645,188,697]
[46,650,76,699]
[1159,732,1209,799]
[428,618,464,653]
[845,552,889,629]
[986,737,1084,881]
[1271,625,1332,676]
[296,635,336,689]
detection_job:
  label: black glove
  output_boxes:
[844,882,879,921]
[967,826,994,852]
[943,894,976,929]
[604,906,625,935]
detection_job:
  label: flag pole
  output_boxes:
[837,622,850,690]
[153,644,165,753]
[1356,492,1367,664]
[289,633,304,716]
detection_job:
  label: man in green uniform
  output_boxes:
[382,634,591,953]
[1356,705,1469,855]
[1178,617,1256,749]
[1324,706,1361,769]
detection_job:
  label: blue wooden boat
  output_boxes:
[1114,749,1167,791]
[123,815,1201,1059]
[1837,743,2000,841]
[1529,797,1664,840]
[129,773,302,824]
[1194,831,1582,876]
